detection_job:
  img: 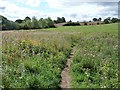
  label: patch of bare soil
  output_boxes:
[60,47,76,89]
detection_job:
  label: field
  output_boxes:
[1,23,119,88]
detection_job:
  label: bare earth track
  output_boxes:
[60,47,76,89]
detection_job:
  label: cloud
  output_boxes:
[45,0,119,9]
[0,0,45,20]
[16,0,41,7]
[45,1,118,21]
[0,0,118,22]
[0,6,5,10]
[70,14,77,18]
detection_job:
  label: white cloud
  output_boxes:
[0,0,118,22]
[45,0,119,9]
[16,0,41,7]
[0,0,45,20]
[44,1,118,21]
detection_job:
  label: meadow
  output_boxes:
[1,23,119,88]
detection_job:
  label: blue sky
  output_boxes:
[0,0,119,21]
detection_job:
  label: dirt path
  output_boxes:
[60,47,76,89]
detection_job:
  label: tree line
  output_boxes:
[92,17,119,24]
[0,15,66,30]
[0,15,119,30]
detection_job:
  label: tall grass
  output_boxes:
[2,23,118,88]
[70,32,118,88]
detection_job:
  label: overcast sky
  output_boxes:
[0,0,119,22]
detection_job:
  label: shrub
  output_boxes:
[84,22,87,25]
[97,22,99,25]
[63,22,80,26]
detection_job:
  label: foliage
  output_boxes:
[103,17,111,24]
[70,32,118,88]
[15,19,23,24]
[63,22,80,26]
[111,18,118,23]
[93,18,98,22]
[1,15,55,30]
[54,17,66,24]
[2,22,119,88]
[2,31,72,88]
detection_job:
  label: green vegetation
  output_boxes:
[2,32,72,88]
[2,23,119,88]
[1,15,119,30]
[54,17,66,24]
[63,22,80,26]
[1,15,56,30]
[70,32,118,88]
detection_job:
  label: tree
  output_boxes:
[98,17,102,21]
[93,18,97,22]
[47,17,55,28]
[25,20,32,29]
[61,17,66,22]
[69,20,72,22]
[15,19,23,23]
[57,17,63,23]
[39,18,48,28]
[0,15,20,30]
[31,16,39,29]
[103,17,111,24]
[53,20,58,24]
[84,22,87,25]
[103,18,109,24]
[63,22,80,26]
[111,18,118,23]
[39,18,44,28]
[107,17,111,21]
[24,16,31,21]
[54,17,66,24]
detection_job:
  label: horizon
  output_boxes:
[0,0,119,22]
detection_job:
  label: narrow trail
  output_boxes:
[60,47,76,89]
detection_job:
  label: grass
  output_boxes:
[1,23,119,88]
[70,32,118,88]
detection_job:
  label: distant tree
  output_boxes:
[97,22,99,25]
[84,22,87,25]
[24,16,31,21]
[15,19,23,23]
[31,16,39,29]
[63,22,80,26]
[111,18,118,23]
[103,18,109,24]
[93,18,98,22]
[53,20,58,24]
[98,17,102,21]
[0,15,19,30]
[118,19,120,22]
[69,20,72,22]
[25,20,32,29]
[47,17,55,28]
[107,17,111,21]
[61,17,66,22]
[57,17,63,23]
[39,18,45,28]
[39,18,49,28]
[103,17,111,24]
[1,15,8,30]
[54,17,66,24]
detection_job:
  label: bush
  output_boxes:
[63,22,80,26]
[97,22,99,25]
[84,22,87,25]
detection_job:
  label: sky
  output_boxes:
[0,0,119,22]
